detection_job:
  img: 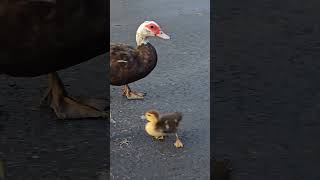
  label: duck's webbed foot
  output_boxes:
[174,133,184,148]
[122,84,144,100]
[41,72,108,120]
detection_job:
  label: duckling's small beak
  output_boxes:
[156,31,170,40]
[140,115,146,120]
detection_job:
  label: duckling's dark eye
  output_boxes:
[150,26,154,28]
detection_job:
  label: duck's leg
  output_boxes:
[174,133,184,148]
[122,84,144,100]
[41,72,108,119]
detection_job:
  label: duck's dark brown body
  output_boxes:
[110,43,157,86]
[0,0,108,77]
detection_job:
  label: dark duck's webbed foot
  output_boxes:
[41,72,108,119]
[122,85,145,100]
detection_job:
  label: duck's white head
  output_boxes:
[136,21,170,46]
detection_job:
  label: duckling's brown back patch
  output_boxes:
[156,112,182,134]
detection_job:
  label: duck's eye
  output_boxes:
[150,26,154,28]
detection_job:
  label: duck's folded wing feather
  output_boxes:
[109,43,140,85]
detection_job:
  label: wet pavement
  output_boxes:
[110,0,210,179]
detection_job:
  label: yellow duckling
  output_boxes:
[142,109,184,148]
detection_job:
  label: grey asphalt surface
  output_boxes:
[214,0,320,179]
[0,56,108,180]
[110,0,210,179]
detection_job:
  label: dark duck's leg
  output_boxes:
[122,84,145,100]
[41,72,107,119]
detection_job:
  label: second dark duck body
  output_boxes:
[0,0,108,119]
[110,21,170,99]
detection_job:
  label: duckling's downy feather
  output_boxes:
[155,112,182,134]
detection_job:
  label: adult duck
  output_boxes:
[110,21,170,99]
[0,0,108,119]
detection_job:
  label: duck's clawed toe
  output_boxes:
[42,72,108,120]
[51,96,108,120]
[132,91,145,97]
[126,91,145,100]
[77,97,108,112]
[122,85,145,100]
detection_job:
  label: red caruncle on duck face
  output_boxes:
[137,21,170,40]
[145,23,161,35]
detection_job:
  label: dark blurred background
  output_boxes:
[214,0,320,179]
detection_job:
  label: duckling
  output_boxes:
[142,109,184,148]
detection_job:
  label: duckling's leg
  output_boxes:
[174,133,184,148]
[41,72,108,119]
[122,84,144,100]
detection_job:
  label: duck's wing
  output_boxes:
[155,112,182,134]
[110,43,138,64]
[110,43,140,85]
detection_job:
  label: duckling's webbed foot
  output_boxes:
[174,133,184,148]
[155,136,165,140]
[122,85,144,100]
[41,72,108,119]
